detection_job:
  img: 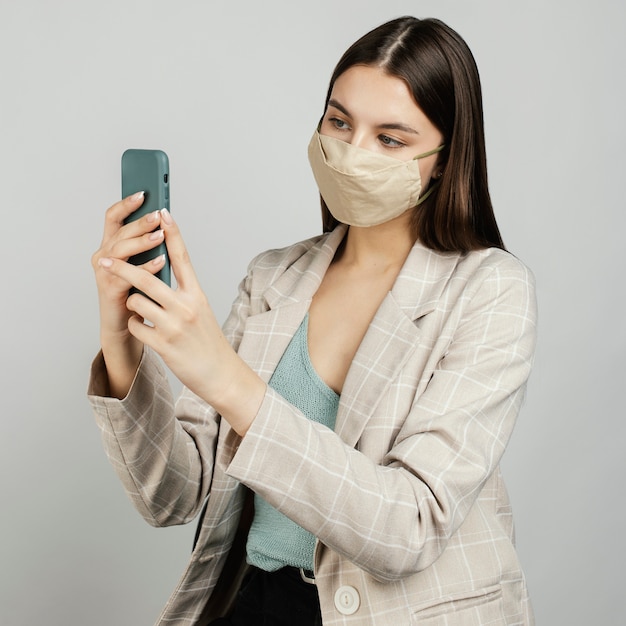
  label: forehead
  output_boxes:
[329,65,428,126]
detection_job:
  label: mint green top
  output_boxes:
[245,313,340,572]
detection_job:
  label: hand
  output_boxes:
[92,192,168,332]
[92,192,169,397]
[97,208,265,435]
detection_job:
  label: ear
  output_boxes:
[434,147,448,179]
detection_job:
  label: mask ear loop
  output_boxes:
[412,144,446,160]
[416,182,438,206]
[414,144,445,206]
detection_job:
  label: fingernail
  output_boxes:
[98,257,113,268]
[149,229,164,241]
[160,208,172,225]
[147,210,160,223]
[131,191,145,201]
[152,254,165,265]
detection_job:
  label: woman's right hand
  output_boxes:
[91,191,167,397]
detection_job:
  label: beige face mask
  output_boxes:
[307,130,444,227]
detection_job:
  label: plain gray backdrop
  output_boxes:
[1,1,624,624]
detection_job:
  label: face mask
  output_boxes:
[308,130,444,228]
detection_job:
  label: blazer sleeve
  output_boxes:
[225,254,537,582]
[87,264,257,528]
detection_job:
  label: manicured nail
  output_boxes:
[147,210,160,223]
[131,191,145,201]
[152,254,165,265]
[160,208,172,225]
[98,257,113,268]
[149,229,164,241]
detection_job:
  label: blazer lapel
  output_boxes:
[236,225,461,450]
[236,226,348,383]
[335,243,462,447]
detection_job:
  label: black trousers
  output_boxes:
[209,566,322,626]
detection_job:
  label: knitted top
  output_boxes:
[246,313,340,572]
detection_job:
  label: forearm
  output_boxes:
[100,327,144,399]
[225,389,451,580]
[88,348,216,526]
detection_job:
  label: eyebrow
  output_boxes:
[327,98,420,135]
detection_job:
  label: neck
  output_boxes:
[338,214,415,272]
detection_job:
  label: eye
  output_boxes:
[329,117,351,131]
[379,134,405,148]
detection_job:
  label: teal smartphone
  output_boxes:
[121,149,171,288]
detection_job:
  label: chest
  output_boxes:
[307,265,400,394]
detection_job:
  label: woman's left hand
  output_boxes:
[97,209,265,436]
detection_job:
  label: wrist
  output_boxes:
[206,356,266,437]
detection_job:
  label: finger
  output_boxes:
[159,209,199,291]
[125,267,178,340]
[127,313,154,345]
[93,214,164,278]
[127,286,169,328]
[102,191,148,242]
[106,221,165,264]
[98,256,170,306]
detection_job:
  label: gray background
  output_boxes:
[1,1,624,624]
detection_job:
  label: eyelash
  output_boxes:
[327,117,406,149]
[379,135,405,149]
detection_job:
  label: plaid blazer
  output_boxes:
[88,224,537,625]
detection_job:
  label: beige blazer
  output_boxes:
[88,224,537,625]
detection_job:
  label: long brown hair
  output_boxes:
[320,17,504,252]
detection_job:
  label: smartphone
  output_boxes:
[121,148,171,288]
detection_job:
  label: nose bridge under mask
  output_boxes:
[324,138,419,178]
[308,131,429,228]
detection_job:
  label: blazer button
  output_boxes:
[334,585,360,615]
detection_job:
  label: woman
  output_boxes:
[89,16,537,625]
